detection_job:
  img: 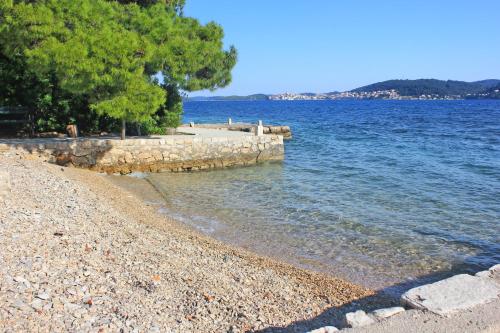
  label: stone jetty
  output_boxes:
[0,126,285,174]
[184,122,292,139]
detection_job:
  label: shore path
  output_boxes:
[0,155,376,332]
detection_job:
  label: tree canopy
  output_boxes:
[0,0,237,136]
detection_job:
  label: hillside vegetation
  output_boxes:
[352,79,500,97]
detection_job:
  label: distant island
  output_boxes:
[186,79,500,101]
[186,94,269,101]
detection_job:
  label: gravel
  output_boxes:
[0,155,373,332]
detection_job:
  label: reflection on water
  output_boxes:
[143,160,497,291]
[112,100,500,292]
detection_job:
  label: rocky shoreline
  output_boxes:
[0,155,379,332]
[2,155,498,332]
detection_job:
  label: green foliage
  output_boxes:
[465,83,500,100]
[91,78,166,124]
[0,0,237,136]
[162,84,183,128]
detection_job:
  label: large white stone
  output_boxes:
[372,306,405,319]
[476,264,500,286]
[476,270,492,278]
[401,274,499,316]
[345,310,375,327]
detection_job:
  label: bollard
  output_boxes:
[66,124,78,138]
[256,125,264,136]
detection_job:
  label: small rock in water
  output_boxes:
[372,306,405,319]
[345,310,375,327]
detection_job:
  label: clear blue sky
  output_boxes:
[184,0,500,96]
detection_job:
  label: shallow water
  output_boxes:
[128,100,500,291]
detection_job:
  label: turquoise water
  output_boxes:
[148,100,500,291]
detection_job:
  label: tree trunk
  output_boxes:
[121,118,126,140]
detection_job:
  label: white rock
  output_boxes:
[64,302,81,312]
[372,306,405,319]
[308,326,339,333]
[13,276,31,288]
[308,328,325,333]
[31,299,44,311]
[475,270,491,278]
[36,292,51,300]
[490,264,500,272]
[12,299,30,312]
[345,310,375,327]
[401,274,499,316]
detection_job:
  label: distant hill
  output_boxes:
[473,79,500,89]
[186,94,269,101]
[186,79,500,101]
[466,82,500,99]
[352,79,500,97]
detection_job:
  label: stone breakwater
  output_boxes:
[0,129,284,174]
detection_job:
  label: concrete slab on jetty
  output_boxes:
[182,122,292,139]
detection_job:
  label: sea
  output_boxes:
[116,100,500,294]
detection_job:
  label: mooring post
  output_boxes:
[256,120,264,136]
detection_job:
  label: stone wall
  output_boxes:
[0,134,284,174]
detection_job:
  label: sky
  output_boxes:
[184,0,500,96]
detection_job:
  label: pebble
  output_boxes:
[372,306,405,319]
[12,299,30,312]
[37,292,51,300]
[345,310,375,327]
[13,276,31,288]
[31,299,44,311]
[0,155,372,332]
[308,326,339,333]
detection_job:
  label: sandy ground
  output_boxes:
[0,155,380,332]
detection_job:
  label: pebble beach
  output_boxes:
[0,155,377,332]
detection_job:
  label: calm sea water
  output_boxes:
[144,100,500,291]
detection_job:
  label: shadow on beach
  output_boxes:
[255,253,497,333]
